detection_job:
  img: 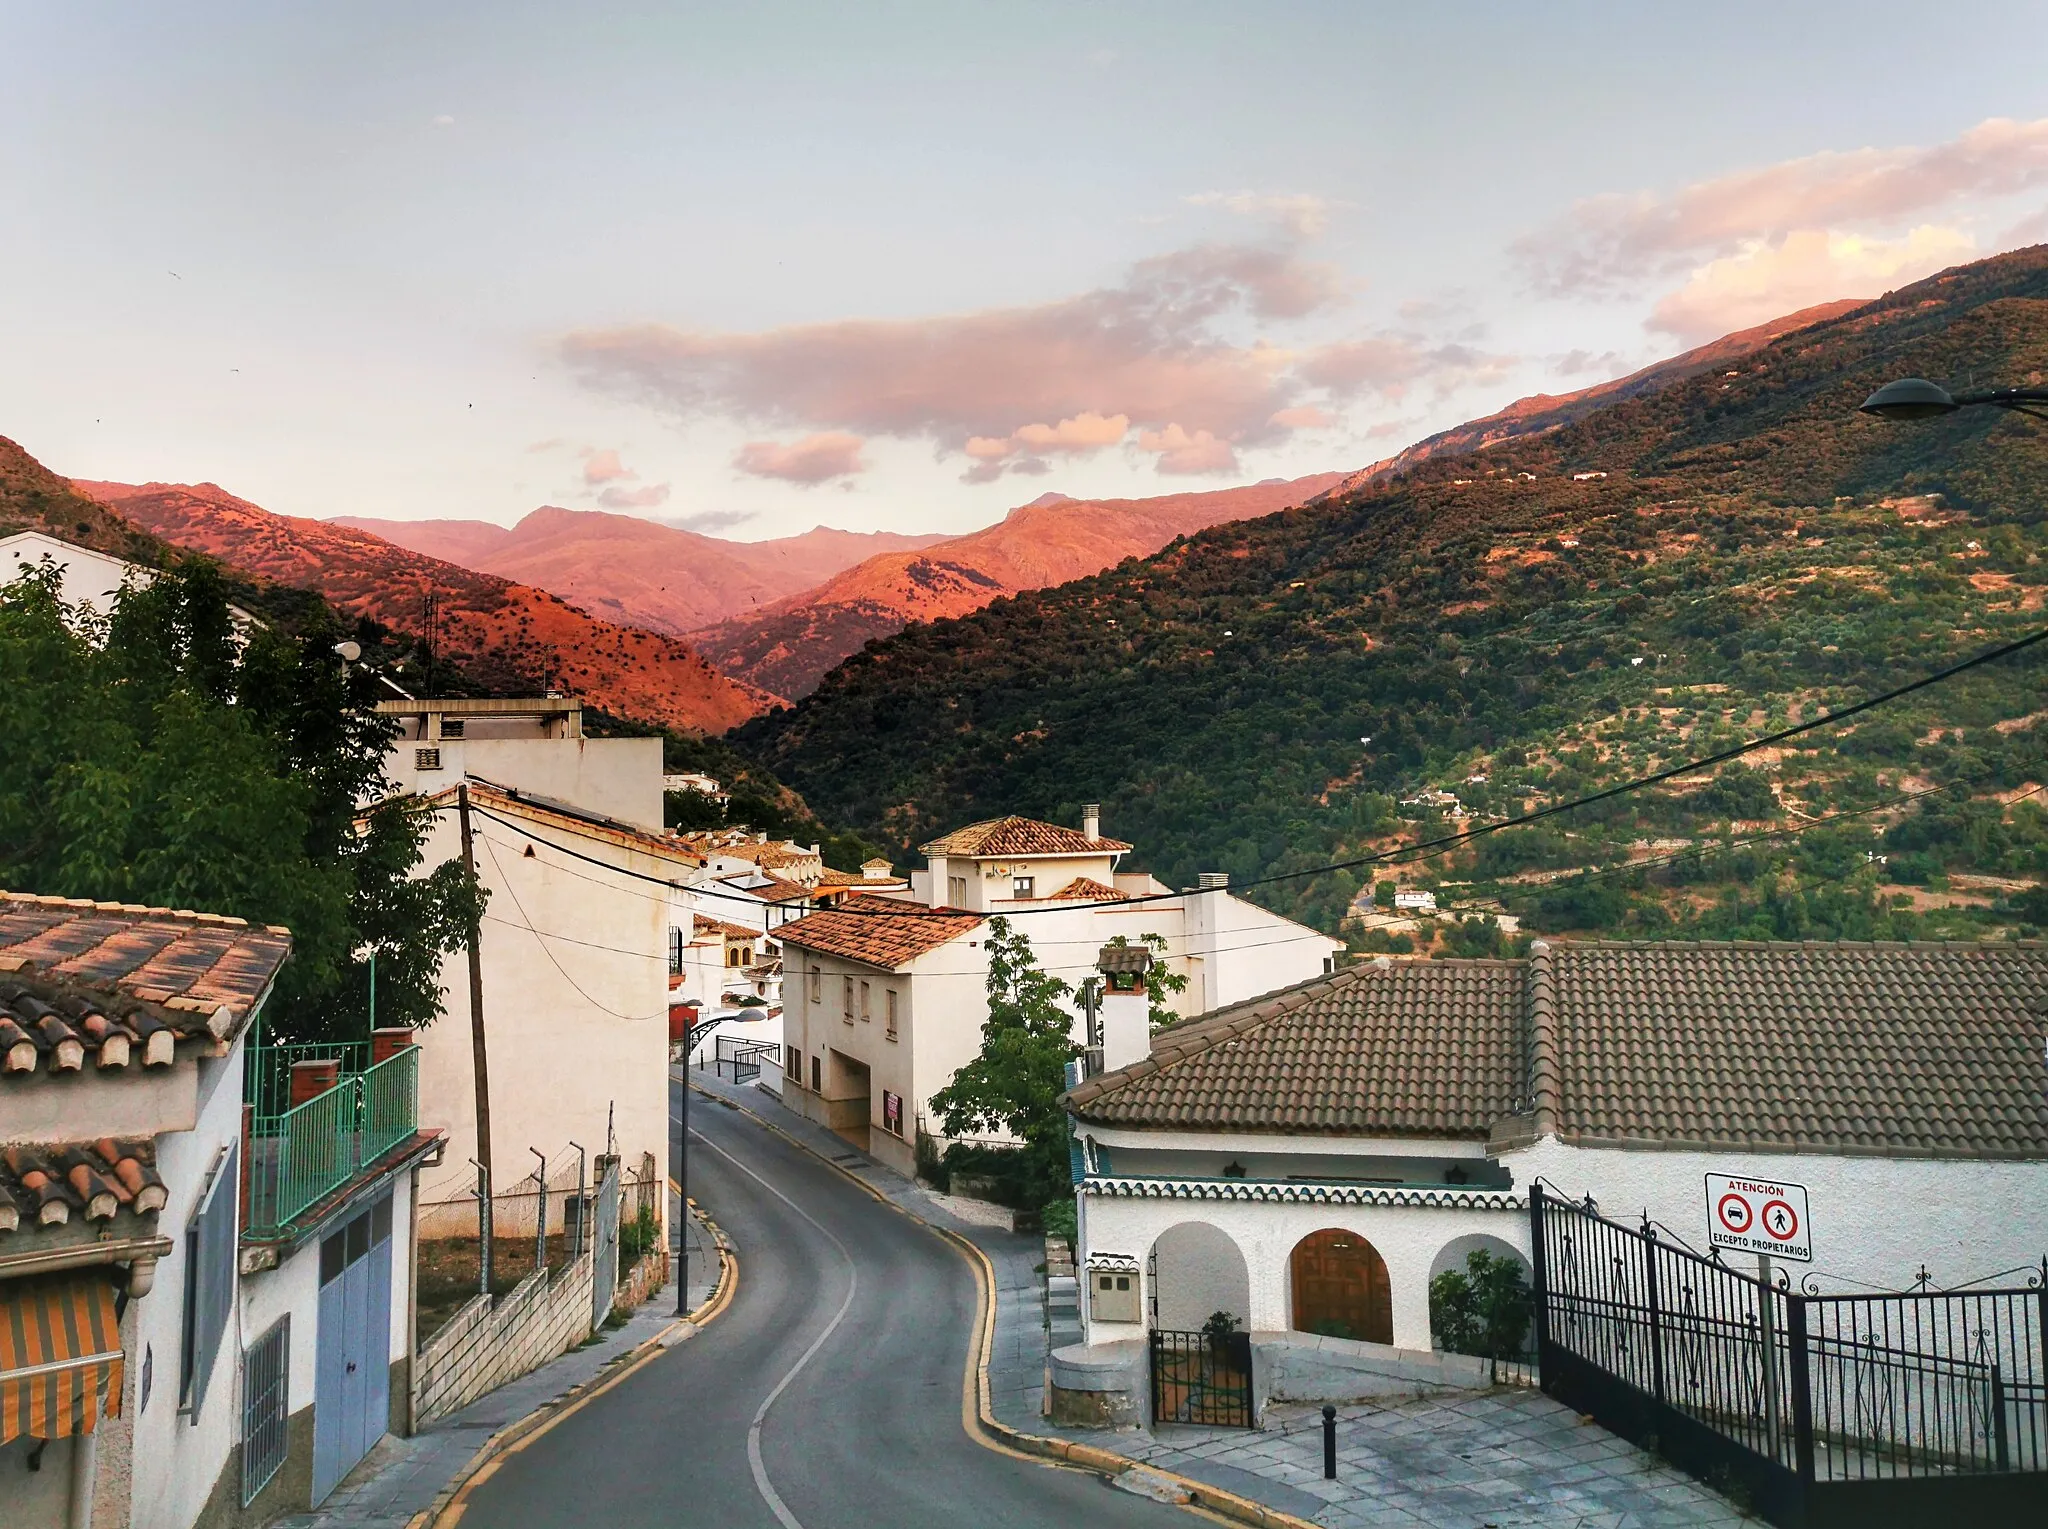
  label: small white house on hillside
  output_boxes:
[1059,938,2048,1410]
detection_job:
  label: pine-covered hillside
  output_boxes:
[734,247,2048,948]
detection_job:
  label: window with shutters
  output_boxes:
[1012,874,1035,899]
[947,875,967,907]
[885,989,898,1040]
[181,1139,239,1419]
[842,975,854,1021]
[859,981,870,1020]
[414,747,441,771]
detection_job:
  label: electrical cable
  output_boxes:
[476,833,673,1021]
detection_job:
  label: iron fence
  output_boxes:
[714,1035,781,1084]
[245,1047,419,1235]
[1531,1183,2048,1527]
[1149,1328,1254,1428]
[239,1316,290,1505]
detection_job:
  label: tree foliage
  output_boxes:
[929,916,1078,1210]
[0,557,481,1039]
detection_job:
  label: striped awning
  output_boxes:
[0,1275,125,1444]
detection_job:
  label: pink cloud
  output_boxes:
[597,482,672,509]
[1519,115,2048,294]
[1185,189,1336,239]
[581,447,634,485]
[1269,405,1335,430]
[1648,225,1975,342]
[563,242,1498,481]
[733,431,868,484]
[1139,424,1237,474]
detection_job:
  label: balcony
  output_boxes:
[244,1035,420,1239]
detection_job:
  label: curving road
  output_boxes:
[458,1078,1189,1529]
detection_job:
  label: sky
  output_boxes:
[5,2,2048,542]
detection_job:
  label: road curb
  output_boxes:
[697,1077,1320,1529]
[417,1199,738,1528]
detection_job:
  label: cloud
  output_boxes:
[658,509,757,534]
[732,431,868,484]
[1268,405,1335,429]
[1552,349,1627,376]
[1648,225,1975,341]
[1186,190,1336,239]
[580,447,634,485]
[563,241,1497,481]
[431,115,455,128]
[1519,115,2048,295]
[596,483,671,509]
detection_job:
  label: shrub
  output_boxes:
[619,1204,659,1266]
[1040,1196,1076,1243]
[1429,1248,1532,1359]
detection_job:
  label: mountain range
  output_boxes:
[730,246,2048,942]
[71,479,768,733]
[334,508,949,637]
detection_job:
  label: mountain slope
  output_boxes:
[694,471,1350,698]
[334,508,948,636]
[734,247,2048,941]
[77,480,771,732]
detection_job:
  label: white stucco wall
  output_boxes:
[382,737,664,831]
[1151,1220,1253,1330]
[128,1045,248,1529]
[411,806,670,1239]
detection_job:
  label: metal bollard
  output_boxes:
[1323,1404,1337,1479]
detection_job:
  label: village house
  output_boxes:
[0,892,439,1529]
[1,529,260,634]
[661,771,728,806]
[775,810,1340,1177]
[1055,938,2048,1420]
[403,780,697,1243]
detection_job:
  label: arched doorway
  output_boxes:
[1290,1228,1392,1344]
[1149,1221,1251,1332]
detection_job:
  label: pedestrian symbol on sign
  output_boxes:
[1761,1199,1798,1242]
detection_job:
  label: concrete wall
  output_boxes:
[4,1064,199,1142]
[414,1252,595,1425]
[381,737,664,830]
[1180,885,1342,1018]
[1511,1137,2048,1293]
[411,806,669,1246]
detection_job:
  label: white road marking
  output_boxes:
[689,1122,859,1529]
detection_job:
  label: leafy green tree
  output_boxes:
[0,558,480,1040]
[930,916,1079,1210]
[1429,1248,1532,1359]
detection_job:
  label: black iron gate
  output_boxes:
[1531,1182,2048,1528]
[1149,1328,1254,1427]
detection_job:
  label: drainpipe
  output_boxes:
[67,1429,97,1529]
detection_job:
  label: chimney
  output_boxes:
[371,1028,415,1065]
[289,1058,340,1108]
[1197,872,1229,890]
[1082,802,1101,841]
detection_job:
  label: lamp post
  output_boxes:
[1859,378,2048,422]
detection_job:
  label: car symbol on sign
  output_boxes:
[1717,1194,1753,1234]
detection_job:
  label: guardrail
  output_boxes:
[245,1046,419,1237]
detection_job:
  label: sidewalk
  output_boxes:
[687,1067,1756,1529]
[281,1211,712,1529]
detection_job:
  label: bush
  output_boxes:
[1429,1248,1532,1359]
[619,1204,659,1266]
[1040,1197,1076,1243]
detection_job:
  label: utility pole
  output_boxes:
[458,782,494,1259]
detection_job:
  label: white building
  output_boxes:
[1058,939,2048,1412]
[406,781,699,1241]
[1,529,258,631]
[0,892,438,1528]
[775,810,1341,1178]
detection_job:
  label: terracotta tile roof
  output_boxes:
[1067,959,1524,1138]
[1066,940,2048,1160]
[1049,876,1122,901]
[429,780,708,865]
[736,874,812,904]
[0,1138,165,1239]
[692,914,759,941]
[920,816,1132,858]
[776,895,983,971]
[0,893,292,1079]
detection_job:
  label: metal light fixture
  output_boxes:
[1860,377,2048,422]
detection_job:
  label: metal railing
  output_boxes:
[1532,1184,2048,1526]
[245,1047,419,1236]
[714,1035,781,1084]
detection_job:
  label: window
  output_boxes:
[414,747,441,771]
[439,718,465,738]
[811,1055,821,1093]
[885,989,898,1040]
[808,967,821,1002]
[240,1316,290,1505]
[947,875,967,906]
[787,1047,801,1079]
[842,975,854,1021]
[1012,874,1035,899]
[859,981,870,1020]
[727,945,744,968]
[668,927,685,975]
[180,1139,239,1419]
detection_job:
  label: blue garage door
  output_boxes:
[312,1194,393,1503]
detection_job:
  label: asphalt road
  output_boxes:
[458,1078,1190,1529]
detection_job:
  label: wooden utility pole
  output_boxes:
[458,782,494,1208]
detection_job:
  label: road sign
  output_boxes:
[1704,1173,1812,1263]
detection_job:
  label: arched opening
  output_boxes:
[1428,1233,1533,1359]
[1289,1228,1392,1344]
[1149,1221,1251,1333]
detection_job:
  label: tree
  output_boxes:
[929,916,1078,1210]
[0,557,481,1040]
[1428,1248,1532,1359]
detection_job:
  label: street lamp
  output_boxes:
[1859,377,2048,422]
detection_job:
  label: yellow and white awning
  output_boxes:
[0,1275,124,1444]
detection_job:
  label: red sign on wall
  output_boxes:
[882,1090,903,1137]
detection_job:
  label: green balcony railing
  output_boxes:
[245,1046,419,1237]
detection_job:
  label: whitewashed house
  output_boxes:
[376,697,663,831]
[775,810,1341,1177]
[1,529,259,632]
[0,892,439,1528]
[1056,939,2048,1416]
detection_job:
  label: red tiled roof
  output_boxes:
[920,816,1131,858]
[692,914,759,941]
[1047,876,1122,901]
[0,893,292,1080]
[0,1138,165,1239]
[736,874,812,904]
[776,895,982,970]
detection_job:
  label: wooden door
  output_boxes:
[1290,1229,1393,1344]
